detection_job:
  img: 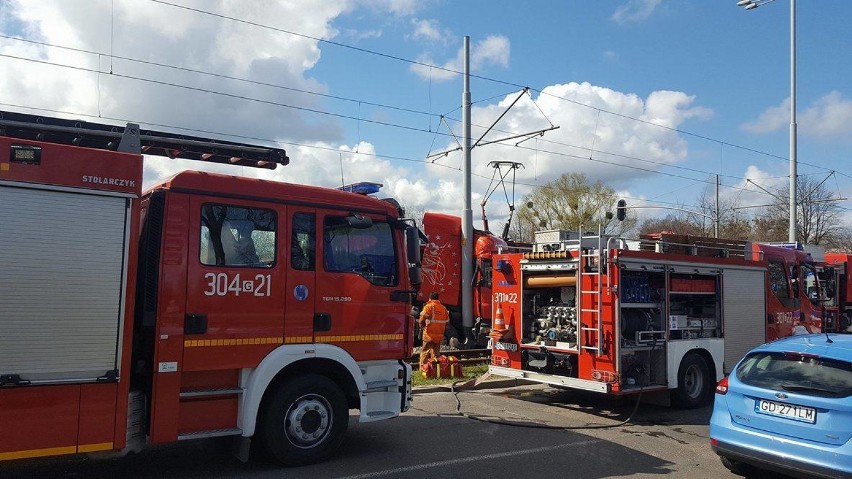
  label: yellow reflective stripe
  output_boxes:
[184,334,405,347]
[0,442,113,461]
[315,334,404,343]
[184,337,283,348]
[77,442,114,453]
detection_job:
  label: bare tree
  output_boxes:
[753,174,845,246]
[636,184,751,239]
[511,173,636,242]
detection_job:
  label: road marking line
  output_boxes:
[336,438,601,478]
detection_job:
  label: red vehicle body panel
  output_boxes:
[0,137,141,459]
[1,133,411,459]
[490,238,823,397]
[418,212,507,330]
[146,171,409,442]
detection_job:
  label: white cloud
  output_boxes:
[409,18,450,44]
[356,0,419,17]
[742,91,852,138]
[409,35,510,82]
[612,0,663,24]
[0,2,713,229]
[603,50,619,62]
[416,82,714,225]
[741,98,790,134]
[801,91,852,138]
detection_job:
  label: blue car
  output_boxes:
[710,334,852,478]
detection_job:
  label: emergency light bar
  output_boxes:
[338,182,382,195]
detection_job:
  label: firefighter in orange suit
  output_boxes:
[419,292,449,370]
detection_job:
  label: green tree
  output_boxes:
[511,173,636,242]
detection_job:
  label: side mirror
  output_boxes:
[409,265,422,286]
[405,226,422,286]
[405,227,421,265]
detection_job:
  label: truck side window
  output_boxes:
[768,260,790,301]
[291,212,315,271]
[789,264,800,297]
[323,217,397,286]
[200,204,276,267]
[800,264,819,303]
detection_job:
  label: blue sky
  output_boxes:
[1,0,849,229]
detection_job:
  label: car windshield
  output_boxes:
[736,351,852,398]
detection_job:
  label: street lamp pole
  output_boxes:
[788,0,797,243]
[738,0,797,243]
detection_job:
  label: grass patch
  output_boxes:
[412,363,489,387]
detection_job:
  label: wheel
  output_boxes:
[260,374,349,466]
[672,353,711,408]
[720,455,755,477]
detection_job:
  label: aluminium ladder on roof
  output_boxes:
[0,109,289,169]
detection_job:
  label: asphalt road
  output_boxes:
[0,384,786,479]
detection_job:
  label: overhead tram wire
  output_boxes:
[0,33,435,120]
[0,100,781,215]
[142,0,846,181]
[0,52,447,138]
[7,14,837,184]
[0,47,838,191]
[0,53,793,201]
[0,40,774,189]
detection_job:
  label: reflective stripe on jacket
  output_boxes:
[419,299,449,343]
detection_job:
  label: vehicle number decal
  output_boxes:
[493,292,518,304]
[204,273,272,297]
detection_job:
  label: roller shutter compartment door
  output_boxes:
[0,185,129,383]
[722,268,767,374]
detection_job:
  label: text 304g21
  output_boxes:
[204,272,272,297]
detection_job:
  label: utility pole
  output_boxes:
[715,174,720,238]
[460,36,474,344]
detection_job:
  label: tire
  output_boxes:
[260,374,349,466]
[672,353,711,408]
[720,455,755,477]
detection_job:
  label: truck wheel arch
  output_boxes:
[240,344,365,437]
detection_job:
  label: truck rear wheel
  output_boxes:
[260,374,348,466]
[672,353,710,408]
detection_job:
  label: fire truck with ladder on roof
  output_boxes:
[0,110,419,465]
[488,229,826,407]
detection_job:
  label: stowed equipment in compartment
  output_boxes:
[521,275,578,350]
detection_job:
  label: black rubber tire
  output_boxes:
[672,353,711,408]
[260,374,349,466]
[720,455,755,477]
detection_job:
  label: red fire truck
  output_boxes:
[823,253,852,332]
[0,111,418,465]
[416,212,508,346]
[489,230,824,407]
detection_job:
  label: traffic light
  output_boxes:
[616,199,627,221]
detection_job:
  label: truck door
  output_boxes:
[314,210,407,360]
[284,209,317,342]
[184,197,286,371]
